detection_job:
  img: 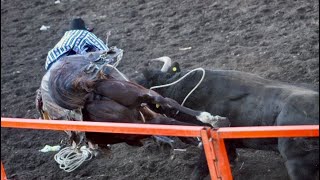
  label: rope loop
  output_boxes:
[150,68,206,108]
[54,146,93,172]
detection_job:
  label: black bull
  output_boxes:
[43,51,229,150]
[137,60,319,180]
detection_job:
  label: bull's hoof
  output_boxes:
[196,112,230,127]
[196,112,214,123]
[214,116,231,127]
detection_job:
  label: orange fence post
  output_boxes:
[200,129,219,180]
[1,161,7,180]
[211,130,233,180]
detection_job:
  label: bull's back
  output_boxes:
[178,70,283,125]
[276,91,319,126]
[205,71,319,151]
[166,70,318,127]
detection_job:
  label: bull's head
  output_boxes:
[137,56,181,89]
[151,56,181,74]
[148,56,171,73]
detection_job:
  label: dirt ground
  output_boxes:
[1,0,319,179]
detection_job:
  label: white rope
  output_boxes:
[150,68,206,107]
[54,146,93,172]
[105,64,129,82]
[103,54,206,106]
[111,54,122,69]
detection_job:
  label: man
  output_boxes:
[36,18,126,149]
[37,18,115,120]
[45,18,110,70]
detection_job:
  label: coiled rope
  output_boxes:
[54,146,93,172]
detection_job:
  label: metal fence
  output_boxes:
[1,117,319,180]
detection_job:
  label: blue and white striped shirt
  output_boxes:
[45,30,109,70]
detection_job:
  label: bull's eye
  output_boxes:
[172,67,177,72]
[156,104,160,108]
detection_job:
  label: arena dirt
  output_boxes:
[1,0,319,179]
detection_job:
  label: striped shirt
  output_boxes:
[45,30,109,70]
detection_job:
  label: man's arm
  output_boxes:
[85,32,109,51]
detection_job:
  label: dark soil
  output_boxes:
[1,0,319,179]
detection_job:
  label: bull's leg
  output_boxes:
[138,105,160,121]
[149,114,195,126]
[190,146,210,180]
[139,106,190,150]
[142,94,228,127]
[138,105,193,125]
[278,138,319,180]
[138,104,194,126]
[276,95,319,180]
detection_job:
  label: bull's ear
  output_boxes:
[169,62,181,74]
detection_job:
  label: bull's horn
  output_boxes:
[151,56,172,72]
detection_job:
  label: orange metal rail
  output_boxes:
[215,125,319,139]
[1,117,217,180]
[211,125,319,180]
[1,117,319,180]
[1,118,206,137]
